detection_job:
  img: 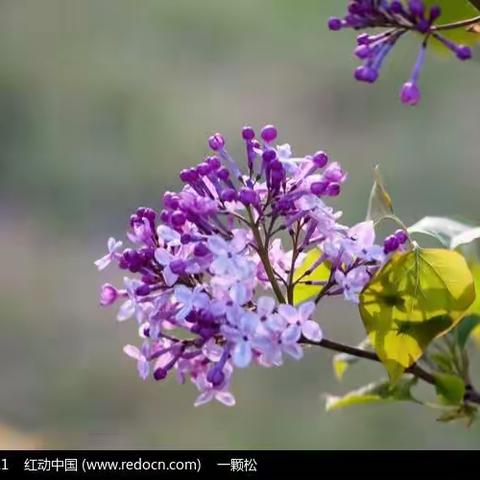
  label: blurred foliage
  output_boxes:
[1,0,480,448]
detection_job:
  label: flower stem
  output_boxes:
[432,15,480,32]
[301,336,480,405]
[246,206,286,304]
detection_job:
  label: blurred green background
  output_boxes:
[1,0,480,449]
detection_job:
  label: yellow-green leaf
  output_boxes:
[326,377,417,412]
[293,249,330,305]
[468,263,480,345]
[359,248,476,383]
[434,373,466,405]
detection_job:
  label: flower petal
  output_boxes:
[281,324,301,344]
[257,296,275,316]
[215,391,236,407]
[117,299,135,321]
[298,301,315,321]
[123,344,142,360]
[283,342,304,360]
[232,341,252,368]
[194,391,214,407]
[94,254,111,271]
[277,304,297,322]
[302,320,323,342]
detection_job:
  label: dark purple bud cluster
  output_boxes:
[383,228,409,254]
[328,0,473,105]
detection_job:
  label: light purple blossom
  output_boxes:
[94,237,122,271]
[277,302,322,343]
[334,267,370,304]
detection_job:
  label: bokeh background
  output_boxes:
[1,0,480,449]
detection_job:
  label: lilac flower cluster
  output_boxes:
[96,124,402,407]
[328,0,473,105]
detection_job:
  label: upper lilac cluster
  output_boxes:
[95,124,403,407]
[328,0,473,105]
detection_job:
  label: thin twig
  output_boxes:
[300,336,480,405]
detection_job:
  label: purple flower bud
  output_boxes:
[160,209,171,223]
[220,188,237,202]
[456,45,472,60]
[383,235,400,254]
[194,242,210,257]
[154,367,168,381]
[181,233,192,244]
[390,1,404,14]
[357,33,370,45]
[171,211,187,228]
[179,169,191,183]
[163,192,180,210]
[196,162,211,176]
[208,133,225,151]
[135,284,151,297]
[354,65,378,83]
[355,44,371,59]
[180,168,199,183]
[260,124,277,143]
[206,156,221,170]
[242,126,255,140]
[326,182,341,197]
[312,150,329,168]
[409,0,424,17]
[328,17,343,31]
[310,181,328,196]
[100,283,118,306]
[170,259,187,275]
[262,149,277,163]
[217,167,230,181]
[400,81,421,106]
[207,367,225,387]
[395,229,409,245]
[429,5,441,22]
[239,188,257,205]
[324,162,346,183]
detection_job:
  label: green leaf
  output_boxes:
[408,216,475,249]
[419,1,480,49]
[366,165,394,224]
[325,376,417,412]
[455,315,480,349]
[434,373,466,405]
[466,263,480,347]
[437,404,477,426]
[293,248,331,305]
[430,351,455,374]
[359,248,476,383]
[332,338,371,380]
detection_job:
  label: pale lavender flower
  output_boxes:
[94,237,122,271]
[277,302,322,343]
[334,267,371,304]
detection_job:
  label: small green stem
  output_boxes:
[432,15,480,32]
